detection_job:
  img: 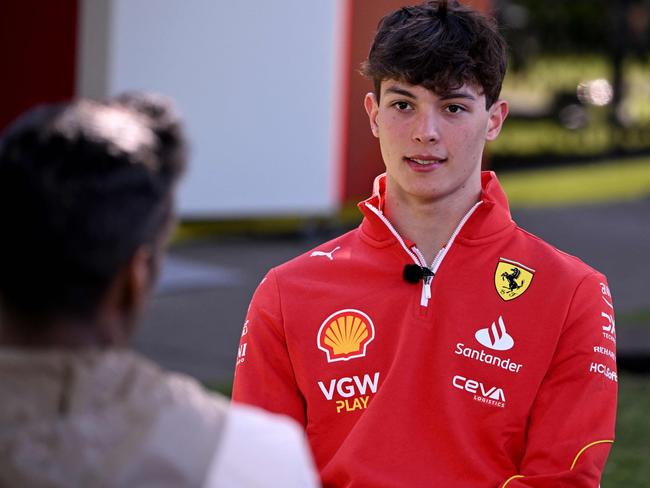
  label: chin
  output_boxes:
[406,186,448,202]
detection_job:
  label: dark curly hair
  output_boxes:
[361,0,507,108]
[0,92,187,321]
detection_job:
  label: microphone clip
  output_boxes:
[403,264,434,284]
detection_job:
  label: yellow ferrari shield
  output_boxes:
[495,258,535,301]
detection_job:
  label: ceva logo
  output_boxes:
[475,316,514,351]
[453,375,506,408]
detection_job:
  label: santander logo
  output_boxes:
[475,316,514,351]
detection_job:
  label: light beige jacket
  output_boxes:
[0,349,226,487]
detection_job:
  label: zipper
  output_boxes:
[364,203,421,266]
[365,201,482,307]
[410,246,437,306]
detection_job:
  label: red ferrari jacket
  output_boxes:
[233,172,617,487]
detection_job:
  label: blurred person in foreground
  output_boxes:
[232,1,617,486]
[0,93,319,487]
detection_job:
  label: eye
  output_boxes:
[392,101,413,111]
[445,104,465,114]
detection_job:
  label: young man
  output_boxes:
[0,94,318,487]
[233,1,617,486]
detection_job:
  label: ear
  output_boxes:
[122,245,155,315]
[364,92,380,138]
[106,245,156,342]
[485,99,509,141]
[94,245,156,346]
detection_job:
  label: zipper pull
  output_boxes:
[420,277,432,307]
[424,276,432,299]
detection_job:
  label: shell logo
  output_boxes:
[317,309,375,363]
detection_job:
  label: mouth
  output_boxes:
[404,156,447,168]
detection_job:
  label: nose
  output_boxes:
[412,111,440,143]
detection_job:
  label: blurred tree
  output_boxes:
[493,0,650,165]
[498,0,650,55]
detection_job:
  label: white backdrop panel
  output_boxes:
[104,0,340,217]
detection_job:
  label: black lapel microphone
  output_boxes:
[403,264,434,284]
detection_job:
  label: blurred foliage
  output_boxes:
[492,56,650,167]
[492,120,650,163]
[500,56,650,122]
[498,0,650,62]
[502,55,611,107]
[493,0,650,168]
[601,372,650,486]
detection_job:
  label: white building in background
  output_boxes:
[77,0,349,218]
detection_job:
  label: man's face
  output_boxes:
[364,79,508,205]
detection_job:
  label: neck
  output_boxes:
[384,180,481,265]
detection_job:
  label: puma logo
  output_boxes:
[310,246,340,261]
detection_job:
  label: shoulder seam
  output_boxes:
[514,226,599,274]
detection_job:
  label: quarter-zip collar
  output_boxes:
[358,171,516,306]
[359,171,515,247]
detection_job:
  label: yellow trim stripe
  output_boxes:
[501,475,525,487]
[570,440,614,471]
[500,439,614,486]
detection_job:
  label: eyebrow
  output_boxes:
[383,85,478,102]
[383,86,417,99]
[439,92,477,101]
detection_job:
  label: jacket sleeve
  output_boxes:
[202,405,319,488]
[501,272,617,488]
[231,269,306,426]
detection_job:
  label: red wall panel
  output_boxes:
[0,0,78,131]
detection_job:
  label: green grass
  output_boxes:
[490,118,650,160]
[172,216,317,244]
[498,157,650,207]
[617,308,650,329]
[601,372,650,486]
[204,381,232,398]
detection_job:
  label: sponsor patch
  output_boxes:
[453,374,506,408]
[310,246,341,261]
[475,316,514,351]
[590,362,618,383]
[601,311,616,343]
[495,258,535,301]
[236,342,247,366]
[593,345,616,362]
[600,282,613,309]
[317,309,375,363]
[317,372,380,413]
[455,343,523,373]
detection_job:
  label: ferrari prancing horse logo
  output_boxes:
[495,258,535,301]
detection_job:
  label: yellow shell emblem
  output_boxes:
[495,258,535,301]
[317,309,375,362]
